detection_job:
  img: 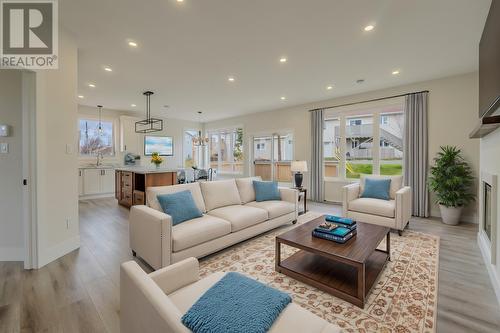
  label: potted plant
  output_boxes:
[151,152,163,168]
[428,146,475,225]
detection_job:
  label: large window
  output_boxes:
[253,132,294,182]
[78,118,114,156]
[209,128,243,174]
[323,100,404,180]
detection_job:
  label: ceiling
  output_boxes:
[61,0,491,122]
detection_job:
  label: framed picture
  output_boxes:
[144,136,173,156]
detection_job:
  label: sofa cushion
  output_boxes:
[207,205,268,232]
[200,179,242,211]
[360,178,391,201]
[235,177,262,204]
[172,215,231,252]
[253,181,281,202]
[168,272,339,333]
[246,200,295,219]
[360,175,402,200]
[157,190,203,225]
[349,198,396,218]
[147,182,206,213]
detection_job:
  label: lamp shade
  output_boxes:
[291,160,308,172]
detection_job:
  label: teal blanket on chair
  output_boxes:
[181,272,292,333]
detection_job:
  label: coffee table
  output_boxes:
[275,215,390,308]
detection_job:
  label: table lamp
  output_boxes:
[291,160,308,188]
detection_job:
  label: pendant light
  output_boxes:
[135,91,163,133]
[192,111,209,146]
[97,105,103,136]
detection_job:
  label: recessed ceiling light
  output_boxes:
[326,85,333,90]
[131,104,136,107]
[364,25,374,32]
[228,76,235,82]
[88,83,96,88]
[78,95,84,99]
[177,0,184,2]
[128,41,138,47]
[104,66,112,72]
[280,96,286,100]
[280,57,287,63]
[392,70,400,75]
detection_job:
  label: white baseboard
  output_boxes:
[0,247,24,261]
[478,232,500,306]
[38,235,80,268]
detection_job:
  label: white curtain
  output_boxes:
[310,109,324,202]
[404,92,429,217]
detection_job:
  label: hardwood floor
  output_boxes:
[0,198,499,332]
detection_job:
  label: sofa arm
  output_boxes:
[342,183,360,217]
[279,187,299,218]
[130,205,173,270]
[149,257,200,295]
[395,186,412,230]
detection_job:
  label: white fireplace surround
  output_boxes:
[478,170,499,303]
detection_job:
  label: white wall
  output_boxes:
[0,70,24,261]
[35,29,80,267]
[77,105,200,169]
[206,72,479,222]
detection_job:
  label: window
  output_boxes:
[183,130,200,168]
[256,143,266,150]
[323,98,404,180]
[78,119,114,156]
[253,132,294,182]
[208,128,243,174]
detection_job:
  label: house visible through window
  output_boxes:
[208,127,244,174]
[78,119,114,156]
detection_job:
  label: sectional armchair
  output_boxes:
[129,177,299,270]
[342,175,411,235]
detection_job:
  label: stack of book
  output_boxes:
[312,215,357,244]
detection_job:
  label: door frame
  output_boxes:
[21,71,38,269]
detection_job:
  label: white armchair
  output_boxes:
[342,175,411,235]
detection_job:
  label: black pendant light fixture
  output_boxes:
[97,105,103,136]
[135,91,163,133]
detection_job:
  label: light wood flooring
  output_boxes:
[0,198,499,332]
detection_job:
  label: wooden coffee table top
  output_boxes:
[276,215,390,264]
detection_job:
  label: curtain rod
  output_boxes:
[308,90,429,112]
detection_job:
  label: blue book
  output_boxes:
[314,226,352,237]
[325,215,356,226]
[312,229,357,243]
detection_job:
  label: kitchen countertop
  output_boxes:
[114,166,180,174]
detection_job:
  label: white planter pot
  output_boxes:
[439,204,463,225]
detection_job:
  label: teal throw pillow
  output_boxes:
[253,181,281,202]
[157,190,202,225]
[361,178,391,201]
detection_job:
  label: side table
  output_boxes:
[295,187,307,215]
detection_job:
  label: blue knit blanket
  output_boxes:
[181,272,291,333]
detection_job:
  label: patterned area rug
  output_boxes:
[199,212,439,333]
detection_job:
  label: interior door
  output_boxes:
[252,133,293,183]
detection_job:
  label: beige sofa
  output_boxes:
[342,175,411,235]
[130,177,298,269]
[121,258,341,333]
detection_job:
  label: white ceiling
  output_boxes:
[61,0,491,122]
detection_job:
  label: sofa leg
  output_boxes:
[292,220,297,225]
[132,250,137,257]
[398,230,403,236]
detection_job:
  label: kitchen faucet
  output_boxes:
[96,151,103,166]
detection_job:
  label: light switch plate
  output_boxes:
[66,144,73,154]
[0,143,8,154]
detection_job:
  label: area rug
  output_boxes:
[199,212,439,333]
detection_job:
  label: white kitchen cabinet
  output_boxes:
[101,169,115,193]
[80,168,116,197]
[83,169,101,195]
[120,116,142,154]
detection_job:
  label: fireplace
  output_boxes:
[478,171,497,265]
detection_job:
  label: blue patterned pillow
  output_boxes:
[253,181,281,202]
[157,190,202,225]
[361,178,391,200]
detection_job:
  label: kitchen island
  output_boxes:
[115,166,178,208]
